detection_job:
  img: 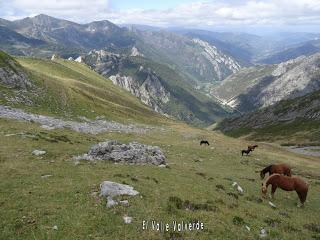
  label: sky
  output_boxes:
[1,0,320,33]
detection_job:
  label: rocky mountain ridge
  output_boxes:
[212,53,320,112]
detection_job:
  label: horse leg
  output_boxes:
[297,190,307,207]
[271,185,277,199]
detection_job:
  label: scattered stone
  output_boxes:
[119,200,129,206]
[269,201,277,208]
[52,225,58,230]
[158,164,167,168]
[245,225,251,231]
[74,140,166,165]
[123,215,132,224]
[0,106,149,135]
[41,125,55,130]
[41,174,52,178]
[259,228,267,238]
[100,181,139,208]
[232,182,244,195]
[32,150,46,156]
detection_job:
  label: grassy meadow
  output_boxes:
[1,118,320,240]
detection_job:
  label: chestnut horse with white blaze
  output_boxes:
[261,174,309,206]
[260,164,292,179]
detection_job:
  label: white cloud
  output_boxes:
[1,0,320,28]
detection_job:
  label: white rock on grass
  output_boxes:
[259,228,267,238]
[100,181,139,208]
[32,150,46,156]
[232,182,244,194]
[269,201,277,208]
[52,225,58,230]
[123,215,132,224]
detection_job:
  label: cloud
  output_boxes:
[1,0,320,29]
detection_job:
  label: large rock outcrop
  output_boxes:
[74,140,166,165]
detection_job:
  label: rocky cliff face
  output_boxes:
[84,50,170,114]
[192,38,241,80]
[213,53,320,112]
[109,72,170,114]
[0,51,31,89]
[133,29,242,86]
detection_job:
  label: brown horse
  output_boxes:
[241,148,253,156]
[248,145,258,151]
[260,164,292,179]
[261,174,309,206]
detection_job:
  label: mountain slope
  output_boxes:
[83,50,232,125]
[259,42,320,64]
[0,50,165,124]
[217,90,320,144]
[133,29,242,86]
[212,53,320,112]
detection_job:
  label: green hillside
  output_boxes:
[217,90,320,145]
[0,52,166,125]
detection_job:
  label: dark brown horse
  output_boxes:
[200,140,210,146]
[241,148,253,156]
[261,174,309,207]
[260,164,292,179]
[248,145,258,151]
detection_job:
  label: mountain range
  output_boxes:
[0,14,319,132]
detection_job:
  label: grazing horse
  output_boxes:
[260,164,292,179]
[248,145,258,151]
[261,174,309,207]
[200,140,210,146]
[241,148,253,156]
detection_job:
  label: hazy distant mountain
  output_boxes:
[212,53,320,112]
[258,42,320,64]
[0,14,135,50]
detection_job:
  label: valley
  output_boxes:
[0,13,320,240]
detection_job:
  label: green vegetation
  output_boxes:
[1,56,166,125]
[1,118,320,240]
[224,118,320,146]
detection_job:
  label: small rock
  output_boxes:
[41,174,52,179]
[106,196,118,208]
[232,182,244,194]
[41,125,55,130]
[32,150,46,156]
[74,160,80,166]
[245,225,251,231]
[119,200,129,206]
[123,215,132,224]
[100,181,139,208]
[269,201,276,208]
[53,225,58,230]
[158,164,167,168]
[259,228,267,238]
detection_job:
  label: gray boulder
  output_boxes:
[74,140,166,165]
[100,181,139,208]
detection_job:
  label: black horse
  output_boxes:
[200,140,210,146]
[241,148,253,156]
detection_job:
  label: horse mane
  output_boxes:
[262,173,281,188]
[261,165,273,175]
